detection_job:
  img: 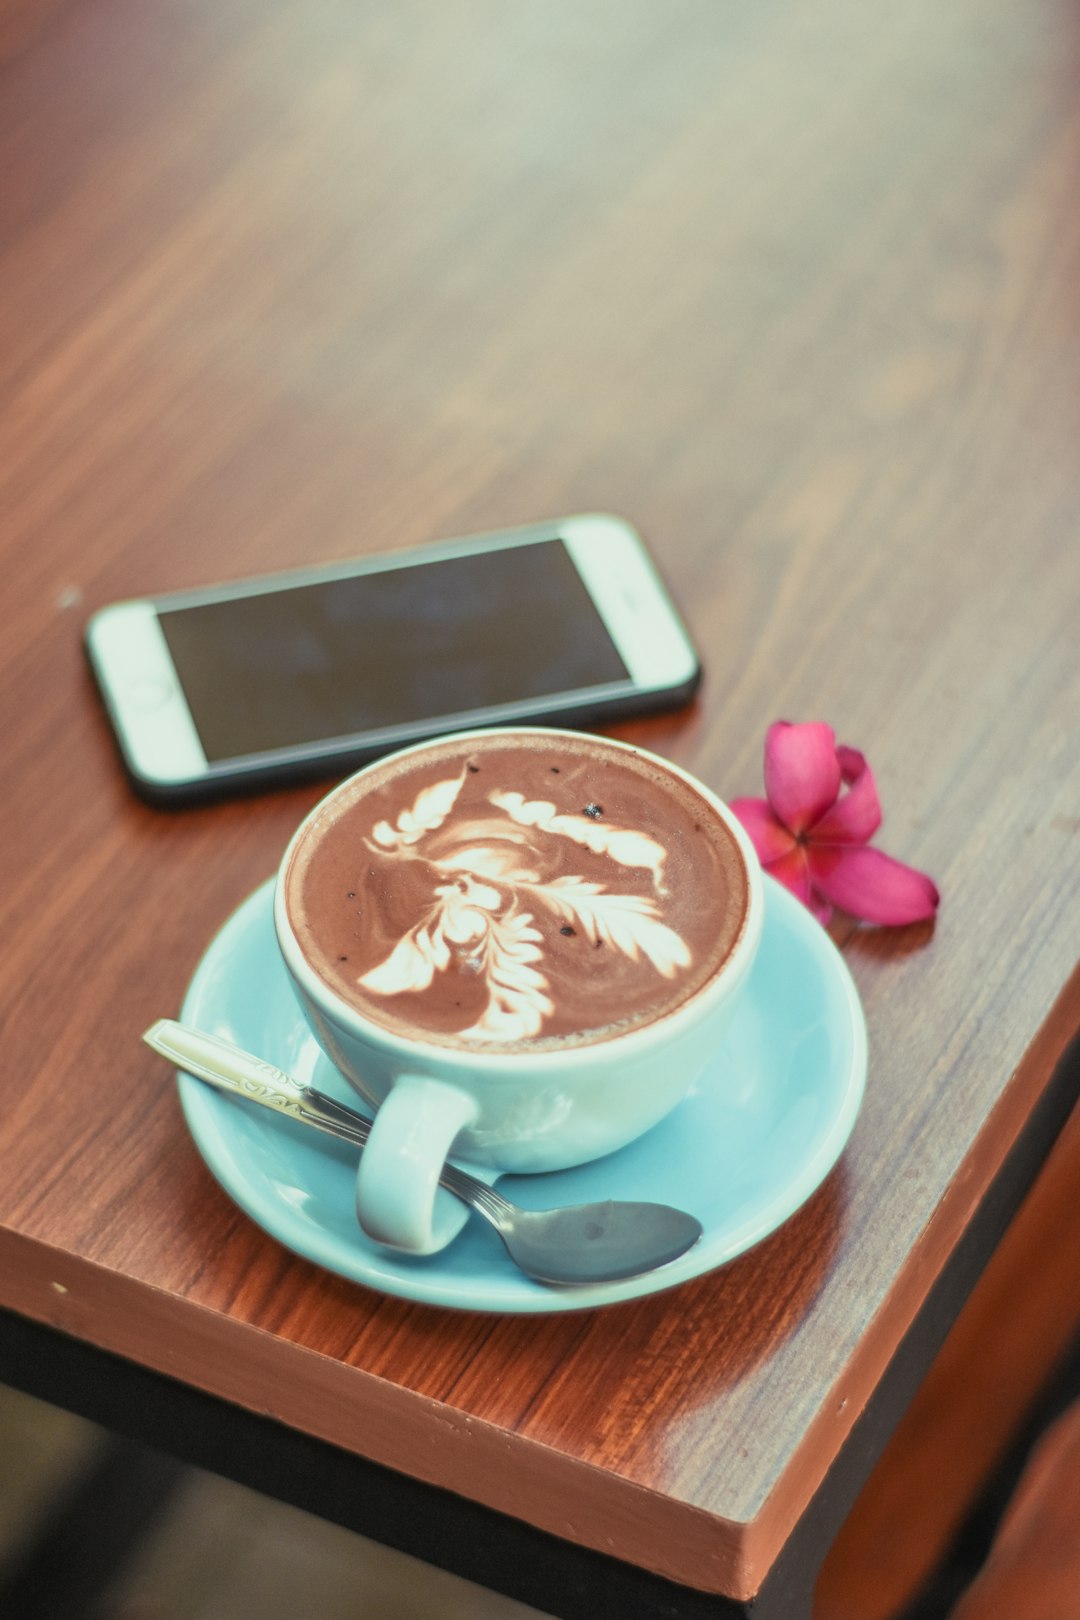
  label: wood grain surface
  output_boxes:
[2,0,1080,1605]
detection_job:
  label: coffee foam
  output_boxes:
[285,732,749,1052]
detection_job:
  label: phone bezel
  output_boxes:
[84,514,701,802]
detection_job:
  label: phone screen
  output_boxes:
[158,538,630,762]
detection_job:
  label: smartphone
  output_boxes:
[84,514,702,805]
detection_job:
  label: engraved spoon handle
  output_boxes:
[144,1021,516,1220]
[143,1020,372,1138]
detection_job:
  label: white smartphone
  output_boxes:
[84,514,702,805]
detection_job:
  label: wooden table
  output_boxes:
[3,2,1080,1615]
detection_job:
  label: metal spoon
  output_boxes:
[144,1020,703,1287]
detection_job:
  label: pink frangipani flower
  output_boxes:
[731,721,939,927]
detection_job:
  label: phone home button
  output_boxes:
[125,675,174,711]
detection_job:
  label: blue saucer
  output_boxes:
[177,877,866,1313]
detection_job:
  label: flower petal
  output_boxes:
[764,721,842,835]
[807,844,940,926]
[729,797,797,866]
[763,844,836,923]
[808,890,834,927]
[809,746,882,845]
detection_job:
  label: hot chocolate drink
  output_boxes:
[283,731,750,1053]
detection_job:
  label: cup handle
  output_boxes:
[355,1076,480,1254]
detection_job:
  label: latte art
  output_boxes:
[361,772,691,1043]
[285,732,749,1051]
